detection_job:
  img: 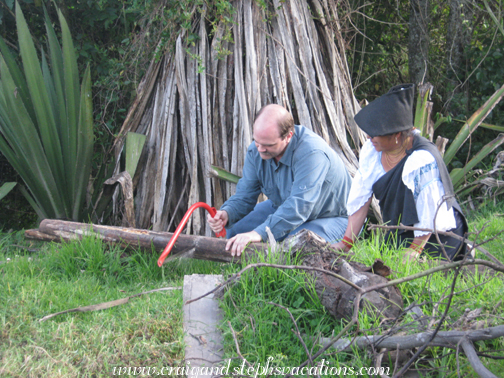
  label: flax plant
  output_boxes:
[0,1,93,221]
[415,83,504,191]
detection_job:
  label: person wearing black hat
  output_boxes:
[331,84,467,262]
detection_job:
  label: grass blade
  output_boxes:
[58,6,81,202]
[72,65,94,220]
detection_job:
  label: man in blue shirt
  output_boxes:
[207,104,352,256]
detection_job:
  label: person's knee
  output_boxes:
[292,217,348,243]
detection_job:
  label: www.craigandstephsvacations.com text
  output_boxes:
[112,358,390,376]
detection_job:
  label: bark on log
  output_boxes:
[25,219,265,264]
[288,230,404,321]
[26,220,403,321]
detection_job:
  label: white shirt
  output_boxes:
[347,138,457,237]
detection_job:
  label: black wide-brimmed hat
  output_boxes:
[354,84,415,137]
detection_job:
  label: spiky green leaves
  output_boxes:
[0,1,93,220]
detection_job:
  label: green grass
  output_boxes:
[1,203,503,377]
[0,232,223,377]
[219,204,504,377]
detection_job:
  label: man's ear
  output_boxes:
[285,130,294,142]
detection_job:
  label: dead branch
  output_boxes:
[227,321,253,369]
[268,302,314,367]
[315,325,504,352]
[459,337,499,378]
[375,348,391,378]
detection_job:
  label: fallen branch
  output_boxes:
[315,325,504,351]
[25,219,268,264]
[460,337,499,378]
[227,321,253,369]
[268,302,313,366]
[39,286,181,322]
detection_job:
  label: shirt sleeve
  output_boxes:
[347,140,385,215]
[402,150,457,237]
[253,149,331,241]
[220,148,262,226]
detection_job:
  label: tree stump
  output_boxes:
[285,230,403,321]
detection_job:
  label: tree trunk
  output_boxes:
[446,0,473,86]
[25,219,263,264]
[409,0,430,85]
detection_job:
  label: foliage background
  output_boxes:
[1,0,503,229]
[344,0,504,170]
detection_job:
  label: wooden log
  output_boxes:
[25,219,266,264]
[288,230,404,321]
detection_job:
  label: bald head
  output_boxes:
[253,104,295,162]
[254,104,294,139]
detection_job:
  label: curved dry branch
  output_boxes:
[460,337,500,378]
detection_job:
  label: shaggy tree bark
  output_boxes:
[107,0,367,235]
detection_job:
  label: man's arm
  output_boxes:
[254,149,335,240]
[220,148,262,227]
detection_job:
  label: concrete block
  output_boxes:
[183,274,225,377]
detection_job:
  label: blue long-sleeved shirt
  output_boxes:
[221,125,352,241]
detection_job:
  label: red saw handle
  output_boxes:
[157,202,226,267]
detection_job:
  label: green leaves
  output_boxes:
[209,165,241,184]
[0,182,16,202]
[450,133,504,189]
[443,84,504,167]
[0,1,94,221]
[414,83,504,192]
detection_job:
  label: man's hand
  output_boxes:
[226,231,262,257]
[330,241,351,252]
[207,210,228,235]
